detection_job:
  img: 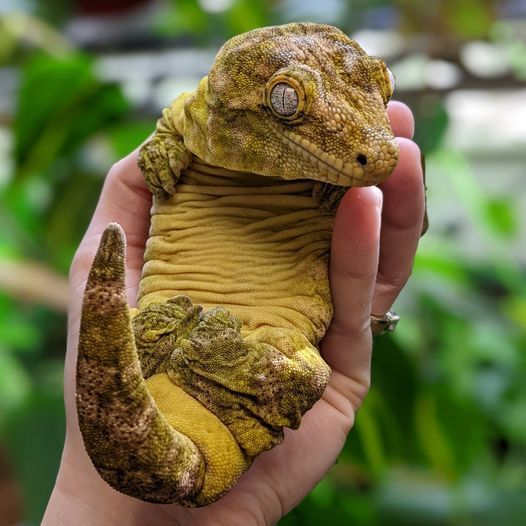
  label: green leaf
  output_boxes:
[354,392,388,477]
[413,96,449,155]
[14,52,129,179]
[224,0,271,35]
[108,120,156,159]
[483,197,518,238]
[309,478,336,508]
[0,349,31,422]
[415,392,457,479]
[444,0,494,39]
[431,149,519,243]
[0,312,40,351]
[3,385,65,525]
[155,0,215,42]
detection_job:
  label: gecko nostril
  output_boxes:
[356,154,368,166]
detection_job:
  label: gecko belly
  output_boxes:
[131,158,334,478]
[137,157,335,345]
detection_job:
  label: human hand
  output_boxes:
[43,101,425,526]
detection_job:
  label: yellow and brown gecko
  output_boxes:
[76,22,398,506]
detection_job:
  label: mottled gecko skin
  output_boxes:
[77,23,398,506]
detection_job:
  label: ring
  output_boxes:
[370,310,400,336]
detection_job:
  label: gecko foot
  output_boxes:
[138,134,192,198]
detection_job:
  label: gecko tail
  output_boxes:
[76,223,205,504]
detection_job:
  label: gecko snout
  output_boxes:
[356,137,399,184]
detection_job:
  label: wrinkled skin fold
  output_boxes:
[76,22,398,506]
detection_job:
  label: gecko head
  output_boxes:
[182,22,398,187]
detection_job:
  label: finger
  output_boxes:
[372,138,425,316]
[70,148,151,305]
[321,186,382,401]
[387,102,428,236]
[387,101,414,139]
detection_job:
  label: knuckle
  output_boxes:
[330,373,371,415]
[332,264,377,286]
[375,271,412,303]
[329,314,371,341]
[351,378,371,411]
[377,270,411,292]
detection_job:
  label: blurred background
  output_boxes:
[0,0,525,524]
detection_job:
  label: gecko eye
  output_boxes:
[266,76,305,122]
[270,83,299,117]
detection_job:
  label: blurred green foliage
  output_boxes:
[158,0,273,42]
[0,0,525,524]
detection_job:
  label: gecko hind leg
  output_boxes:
[141,299,332,460]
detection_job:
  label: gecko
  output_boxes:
[76,22,398,506]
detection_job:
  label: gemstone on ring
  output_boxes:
[370,310,400,336]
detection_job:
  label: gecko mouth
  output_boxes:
[269,121,396,187]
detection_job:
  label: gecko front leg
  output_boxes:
[138,102,192,198]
